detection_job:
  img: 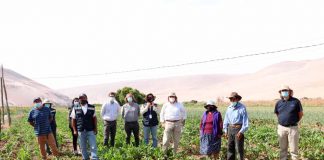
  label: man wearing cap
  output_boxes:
[223,92,249,160]
[28,97,59,160]
[101,92,120,147]
[160,92,187,153]
[71,94,99,160]
[275,86,303,160]
[43,99,58,155]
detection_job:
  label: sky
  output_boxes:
[1,0,324,89]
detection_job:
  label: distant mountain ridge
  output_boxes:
[59,58,324,103]
[3,69,70,106]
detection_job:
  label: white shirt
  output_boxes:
[160,102,187,122]
[70,104,96,119]
[101,102,120,121]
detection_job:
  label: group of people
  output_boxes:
[27,85,303,160]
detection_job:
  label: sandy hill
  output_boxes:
[3,69,70,106]
[59,58,324,103]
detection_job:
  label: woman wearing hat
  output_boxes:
[121,93,141,147]
[160,92,187,153]
[140,93,159,148]
[200,100,223,160]
[223,92,249,160]
[69,98,80,155]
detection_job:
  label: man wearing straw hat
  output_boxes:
[223,92,249,160]
[160,92,187,153]
[275,85,303,160]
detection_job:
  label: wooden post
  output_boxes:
[2,65,11,126]
[0,77,2,133]
[0,76,4,125]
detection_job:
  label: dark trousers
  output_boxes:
[104,120,117,147]
[69,126,78,151]
[227,126,244,160]
[46,127,58,154]
[125,121,140,147]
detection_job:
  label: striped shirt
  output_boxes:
[28,106,52,136]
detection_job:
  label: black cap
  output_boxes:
[33,97,42,103]
[79,93,87,99]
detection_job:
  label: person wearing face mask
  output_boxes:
[28,97,60,160]
[200,100,223,160]
[223,92,249,160]
[43,99,58,156]
[160,92,187,153]
[275,86,303,160]
[70,94,99,160]
[101,92,120,147]
[69,98,80,155]
[121,93,141,147]
[140,93,159,148]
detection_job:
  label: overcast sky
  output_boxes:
[1,0,324,89]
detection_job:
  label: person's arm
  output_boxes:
[297,100,303,121]
[140,104,149,115]
[160,104,166,123]
[180,103,187,126]
[274,101,279,117]
[223,109,229,134]
[28,110,35,127]
[93,116,98,135]
[218,113,224,137]
[100,104,105,119]
[121,105,125,119]
[49,109,53,123]
[239,107,249,134]
[70,108,77,134]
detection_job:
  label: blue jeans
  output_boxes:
[143,125,158,147]
[78,131,98,160]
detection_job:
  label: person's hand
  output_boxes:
[94,128,98,135]
[73,130,78,135]
[223,133,228,139]
[236,132,243,140]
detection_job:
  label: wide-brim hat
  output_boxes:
[43,99,52,104]
[204,100,217,109]
[168,92,177,97]
[227,92,242,101]
[278,85,293,93]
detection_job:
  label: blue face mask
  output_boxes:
[34,103,42,109]
[231,102,238,107]
[44,104,51,108]
[281,91,289,97]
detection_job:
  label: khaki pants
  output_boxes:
[162,121,183,153]
[37,133,59,160]
[277,125,299,160]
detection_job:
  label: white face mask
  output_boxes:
[127,97,133,103]
[74,101,79,106]
[109,97,115,104]
[231,102,238,107]
[169,98,176,103]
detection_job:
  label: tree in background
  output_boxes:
[115,87,146,105]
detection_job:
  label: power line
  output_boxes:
[33,42,324,79]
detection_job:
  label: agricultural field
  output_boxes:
[0,102,323,160]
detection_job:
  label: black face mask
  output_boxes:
[147,97,154,103]
[207,106,216,112]
[80,100,88,105]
